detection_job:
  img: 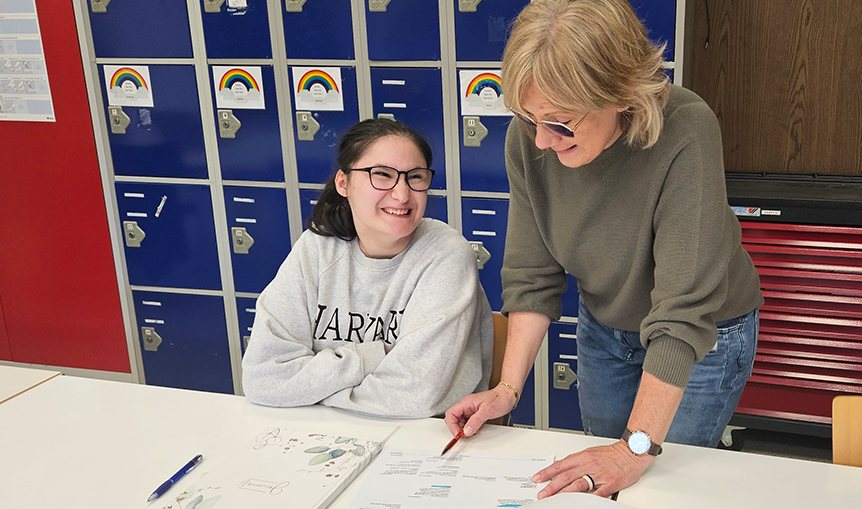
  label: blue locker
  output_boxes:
[453,0,528,62]
[284,0,354,60]
[371,67,446,187]
[101,65,207,179]
[212,66,284,182]
[237,296,258,355]
[299,188,321,229]
[461,198,508,311]
[116,182,221,290]
[365,0,439,61]
[547,321,583,431]
[224,187,291,294]
[291,67,360,184]
[631,0,676,61]
[88,1,192,58]
[424,195,447,223]
[134,291,232,393]
[460,115,509,193]
[560,273,580,318]
[200,0,272,59]
[511,367,536,427]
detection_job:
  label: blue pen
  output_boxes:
[147,454,203,502]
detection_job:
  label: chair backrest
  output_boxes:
[833,395,862,467]
[489,312,508,391]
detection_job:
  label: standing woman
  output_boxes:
[446,0,763,497]
[243,118,493,418]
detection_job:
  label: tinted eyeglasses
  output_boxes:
[515,110,590,138]
[349,166,435,192]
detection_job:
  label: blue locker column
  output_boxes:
[210,66,285,182]
[425,196,448,223]
[365,0,440,60]
[100,65,207,178]
[630,0,677,60]
[371,68,446,188]
[116,182,221,291]
[284,0,354,60]
[458,70,510,193]
[547,322,582,431]
[461,198,508,311]
[237,297,258,355]
[511,368,536,427]
[133,291,233,394]
[453,0,528,62]
[224,187,291,294]
[87,1,192,58]
[299,188,321,228]
[561,274,580,318]
[290,67,360,184]
[200,0,272,58]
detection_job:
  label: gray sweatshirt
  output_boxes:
[242,218,494,418]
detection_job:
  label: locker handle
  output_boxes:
[204,0,226,13]
[459,0,482,13]
[90,0,111,13]
[285,0,307,12]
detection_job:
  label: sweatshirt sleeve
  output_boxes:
[241,234,388,407]
[500,121,568,320]
[641,103,736,388]
[321,230,492,418]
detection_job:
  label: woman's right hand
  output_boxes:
[444,383,519,437]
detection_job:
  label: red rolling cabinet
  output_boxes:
[736,221,862,428]
[0,1,129,372]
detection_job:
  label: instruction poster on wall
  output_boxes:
[292,67,344,111]
[0,0,55,122]
[213,66,265,109]
[459,70,509,116]
[103,65,154,108]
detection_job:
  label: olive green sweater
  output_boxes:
[501,85,763,388]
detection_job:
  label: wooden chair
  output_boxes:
[488,312,512,426]
[832,395,862,467]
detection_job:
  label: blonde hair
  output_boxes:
[502,0,670,148]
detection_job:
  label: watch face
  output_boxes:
[628,431,651,455]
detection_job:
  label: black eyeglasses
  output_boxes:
[515,110,589,138]
[349,166,435,192]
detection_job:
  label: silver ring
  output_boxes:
[581,474,595,492]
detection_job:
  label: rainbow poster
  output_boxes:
[104,65,153,107]
[214,66,265,109]
[291,66,343,112]
[459,70,509,116]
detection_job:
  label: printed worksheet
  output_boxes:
[348,449,554,508]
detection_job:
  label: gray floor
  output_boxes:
[720,428,833,463]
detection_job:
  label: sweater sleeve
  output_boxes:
[500,121,568,320]
[321,231,492,418]
[641,103,736,388]
[241,234,388,407]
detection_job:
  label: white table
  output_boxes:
[0,375,859,508]
[0,364,61,404]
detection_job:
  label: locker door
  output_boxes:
[365,0,440,61]
[461,198,508,311]
[631,0,676,60]
[425,195,447,223]
[133,291,233,394]
[236,296,258,355]
[511,367,536,427]
[453,0,528,62]
[283,0,354,60]
[200,0,272,59]
[0,298,10,361]
[371,67,446,187]
[87,0,193,58]
[299,188,321,228]
[460,115,509,192]
[548,322,583,431]
[101,65,207,179]
[560,274,580,318]
[291,66,360,184]
[224,186,291,294]
[212,66,284,182]
[116,182,221,290]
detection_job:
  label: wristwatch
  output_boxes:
[621,428,663,456]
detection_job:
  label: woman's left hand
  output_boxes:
[532,440,654,498]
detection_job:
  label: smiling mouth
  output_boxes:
[383,208,411,216]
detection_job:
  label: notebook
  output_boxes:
[157,426,395,509]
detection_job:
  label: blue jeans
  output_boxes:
[575,297,758,447]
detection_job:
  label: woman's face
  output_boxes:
[520,84,624,168]
[335,135,428,259]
